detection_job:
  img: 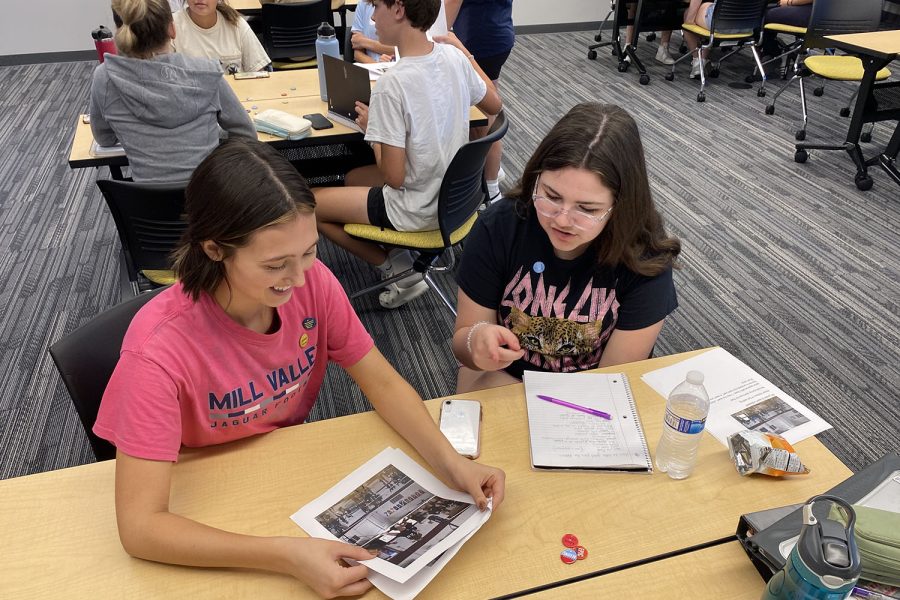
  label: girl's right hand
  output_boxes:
[282,537,374,598]
[469,324,525,371]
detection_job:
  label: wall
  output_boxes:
[512,0,602,27]
[0,0,113,57]
[0,0,599,59]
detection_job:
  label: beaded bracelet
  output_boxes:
[466,321,491,355]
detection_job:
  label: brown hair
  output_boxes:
[508,103,681,277]
[111,0,174,58]
[172,137,316,301]
[213,0,241,26]
[368,0,440,32]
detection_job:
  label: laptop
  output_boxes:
[322,54,372,133]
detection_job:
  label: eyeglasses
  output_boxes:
[532,176,613,230]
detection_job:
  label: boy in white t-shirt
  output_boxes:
[173,0,270,73]
[314,0,501,309]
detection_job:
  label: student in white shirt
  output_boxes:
[313,0,501,309]
[173,0,270,73]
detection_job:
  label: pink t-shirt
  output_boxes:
[94,260,373,461]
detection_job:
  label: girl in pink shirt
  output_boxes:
[94,136,505,598]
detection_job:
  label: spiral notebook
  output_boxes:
[523,371,653,472]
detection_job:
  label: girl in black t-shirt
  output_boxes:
[453,103,681,393]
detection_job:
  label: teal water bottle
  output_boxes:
[762,495,861,600]
[315,22,341,101]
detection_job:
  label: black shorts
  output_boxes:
[473,50,511,82]
[366,186,396,229]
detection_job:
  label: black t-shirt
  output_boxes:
[457,200,678,379]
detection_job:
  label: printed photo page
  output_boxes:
[291,447,491,587]
[640,347,831,446]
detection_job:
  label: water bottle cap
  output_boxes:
[685,370,704,385]
[317,22,335,37]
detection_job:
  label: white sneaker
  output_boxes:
[655,46,675,65]
[379,279,429,309]
[497,166,506,184]
[690,58,702,79]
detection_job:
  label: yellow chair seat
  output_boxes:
[142,270,177,285]
[344,211,479,250]
[804,55,891,81]
[763,23,806,35]
[272,57,317,70]
[682,23,754,40]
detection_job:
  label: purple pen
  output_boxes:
[536,395,612,420]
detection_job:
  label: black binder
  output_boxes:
[737,451,900,582]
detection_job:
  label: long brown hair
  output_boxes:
[509,102,680,276]
[172,137,316,301]
[111,0,173,58]
[184,0,241,26]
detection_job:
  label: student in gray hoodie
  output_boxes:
[90,0,255,183]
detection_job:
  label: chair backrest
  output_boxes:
[344,19,354,62]
[436,110,509,247]
[261,1,333,61]
[49,287,167,461]
[711,0,769,35]
[804,0,885,49]
[96,180,187,285]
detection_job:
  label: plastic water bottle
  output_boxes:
[655,370,709,479]
[315,22,341,101]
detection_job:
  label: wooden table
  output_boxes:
[0,349,851,599]
[813,30,900,190]
[69,70,487,178]
[526,541,766,599]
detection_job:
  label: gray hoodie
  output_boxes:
[89,52,255,183]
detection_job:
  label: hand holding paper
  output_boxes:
[281,537,373,598]
[439,453,506,511]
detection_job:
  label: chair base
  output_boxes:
[348,250,458,315]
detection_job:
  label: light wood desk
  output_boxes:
[231,0,357,14]
[0,349,851,599]
[68,69,487,176]
[527,541,766,599]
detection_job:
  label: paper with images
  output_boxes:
[640,347,831,447]
[523,371,652,471]
[291,447,491,591]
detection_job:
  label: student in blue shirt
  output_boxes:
[351,0,396,62]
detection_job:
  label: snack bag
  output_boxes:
[727,430,810,476]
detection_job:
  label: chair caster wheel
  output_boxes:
[794,149,808,163]
[588,50,598,60]
[646,32,657,42]
[618,62,629,72]
[757,89,766,97]
[612,48,618,56]
[765,105,775,115]
[855,174,873,191]
[839,107,851,117]
[639,74,650,85]
[861,131,872,143]
[697,92,706,102]
[665,72,675,81]
[813,86,824,97]
[709,68,720,78]
[795,130,806,141]
[594,33,603,42]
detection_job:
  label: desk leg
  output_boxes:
[109,165,125,181]
[843,56,891,190]
[879,121,900,188]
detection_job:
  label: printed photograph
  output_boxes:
[315,464,477,568]
[731,395,810,435]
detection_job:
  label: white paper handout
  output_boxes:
[291,447,490,597]
[641,348,831,446]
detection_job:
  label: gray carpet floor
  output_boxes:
[0,30,897,481]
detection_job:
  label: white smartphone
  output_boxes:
[439,399,481,459]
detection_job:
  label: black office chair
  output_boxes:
[49,287,167,461]
[343,111,510,316]
[665,0,769,102]
[96,180,187,296]
[261,0,333,70]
